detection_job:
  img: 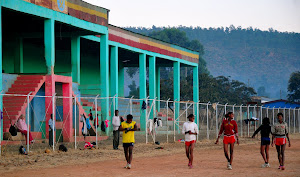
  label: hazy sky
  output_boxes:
[83,0,300,33]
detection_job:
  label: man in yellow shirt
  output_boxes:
[119,114,137,169]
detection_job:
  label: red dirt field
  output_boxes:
[1,137,300,177]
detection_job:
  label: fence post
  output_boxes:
[240,104,243,137]
[283,107,286,122]
[216,102,219,139]
[225,103,228,115]
[298,109,300,133]
[253,105,256,131]
[294,108,296,134]
[206,102,210,140]
[233,104,235,114]
[173,99,176,142]
[166,98,170,143]
[272,106,275,125]
[289,108,291,133]
[153,98,157,143]
[197,102,200,141]
[52,93,55,151]
[27,92,32,153]
[95,95,99,148]
[247,105,250,137]
[130,96,134,115]
[260,106,262,125]
[185,101,188,122]
[145,97,149,144]
[74,96,77,149]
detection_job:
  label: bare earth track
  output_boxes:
[1,135,300,177]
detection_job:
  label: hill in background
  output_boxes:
[126,26,300,99]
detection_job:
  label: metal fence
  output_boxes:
[0,93,299,155]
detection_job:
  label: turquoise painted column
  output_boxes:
[14,37,23,73]
[118,62,124,97]
[193,66,199,124]
[156,67,160,112]
[44,19,55,74]
[174,61,180,130]
[149,56,156,119]
[100,33,110,134]
[110,46,118,111]
[139,53,146,131]
[0,4,3,141]
[71,36,80,84]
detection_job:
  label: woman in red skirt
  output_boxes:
[215,112,239,170]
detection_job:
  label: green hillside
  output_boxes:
[126,26,300,99]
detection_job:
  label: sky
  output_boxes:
[83,0,300,33]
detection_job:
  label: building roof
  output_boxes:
[262,99,300,105]
[21,0,199,64]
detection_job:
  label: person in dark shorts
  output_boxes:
[252,117,272,168]
[119,114,137,169]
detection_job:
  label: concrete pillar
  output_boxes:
[45,75,55,139]
[149,56,156,119]
[0,5,3,141]
[100,33,109,134]
[110,46,118,111]
[139,53,146,131]
[156,67,160,112]
[44,19,55,74]
[173,61,180,129]
[71,36,80,84]
[193,66,199,124]
[62,83,72,142]
[118,62,124,97]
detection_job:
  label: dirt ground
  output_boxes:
[1,134,300,177]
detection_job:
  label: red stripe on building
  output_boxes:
[68,8,107,26]
[109,34,197,62]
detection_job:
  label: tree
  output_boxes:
[288,71,300,102]
[125,27,259,104]
[128,81,139,98]
[257,86,269,97]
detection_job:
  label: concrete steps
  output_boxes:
[3,75,46,132]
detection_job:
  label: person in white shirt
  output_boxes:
[49,114,55,147]
[112,110,123,150]
[182,114,198,169]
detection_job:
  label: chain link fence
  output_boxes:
[1,93,299,155]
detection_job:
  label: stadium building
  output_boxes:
[0,0,199,143]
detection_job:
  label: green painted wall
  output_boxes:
[80,51,100,95]
[3,38,47,74]
[2,40,15,73]
[55,50,71,76]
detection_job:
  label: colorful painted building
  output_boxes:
[0,0,199,142]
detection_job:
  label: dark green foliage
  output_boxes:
[126,26,300,98]
[288,71,300,102]
[198,74,256,104]
[128,80,139,98]
[126,27,257,104]
[127,68,138,78]
[257,86,270,97]
[148,28,208,75]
